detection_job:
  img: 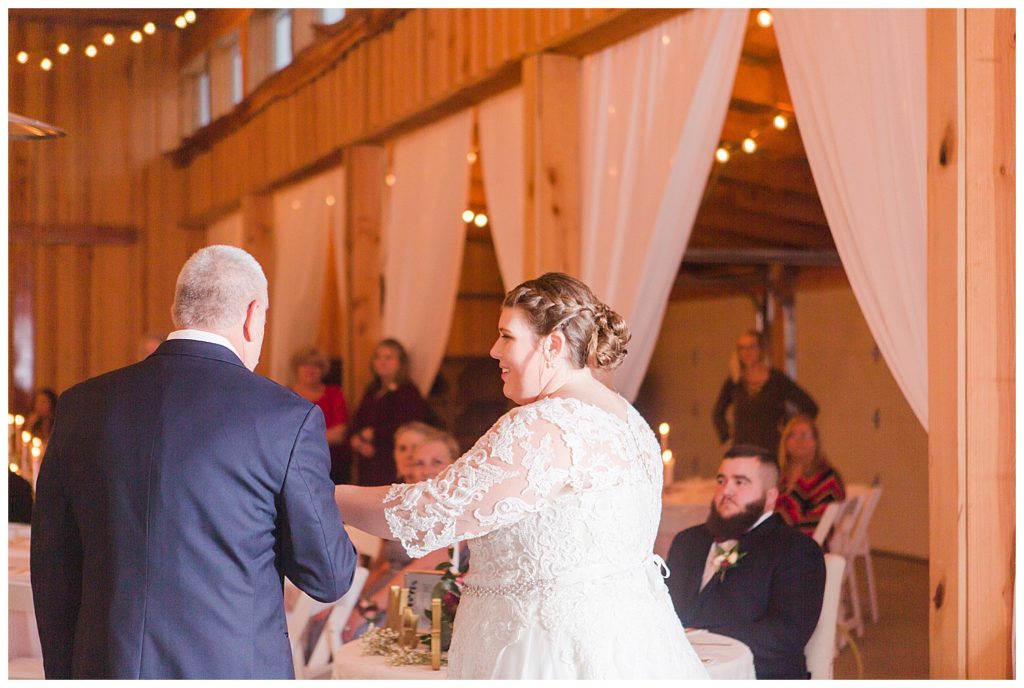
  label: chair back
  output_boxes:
[846,483,884,555]
[828,488,865,555]
[811,501,844,546]
[805,553,846,679]
[344,524,383,560]
[306,565,370,678]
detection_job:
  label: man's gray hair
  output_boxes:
[172,245,268,330]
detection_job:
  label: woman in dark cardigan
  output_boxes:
[712,329,818,456]
[343,339,431,486]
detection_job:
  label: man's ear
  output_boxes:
[242,300,262,342]
[765,485,779,513]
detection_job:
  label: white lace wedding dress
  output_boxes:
[383,396,709,679]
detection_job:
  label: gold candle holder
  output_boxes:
[431,597,442,670]
[386,586,401,632]
[401,607,420,648]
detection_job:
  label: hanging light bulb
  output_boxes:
[184,10,197,24]
[143,22,157,35]
[384,173,396,186]
[16,51,28,64]
[325,195,336,207]
[85,44,98,57]
[103,33,115,46]
[773,114,788,130]
[57,43,70,55]
[131,30,143,44]
[474,213,489,228]
[461,210,475,223]
[742,137,757,154]
[175,16,188,29]
[9,463,18,473]
[466,151,477,164]
[715,146,730,163]
[756,10,773,28]
[40,57,53,71]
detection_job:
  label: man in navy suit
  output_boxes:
[31,245,358,679]
[666,444,825,680]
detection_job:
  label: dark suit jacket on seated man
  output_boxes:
[31,245,358,679]
[666,444,825,680]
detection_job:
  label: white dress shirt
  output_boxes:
[166,329,241,361]
[701,511,773,590]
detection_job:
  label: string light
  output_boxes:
[103,33,115,46]
[325,195,336,206]
[31,437,42,448]
[741,137,757,154]
[773,114,788,130]
[131,31,143,44]
[31,446,41,459]
[461,210,475,223]
[85,44,98,57]
[9,463,18,473]
[16,51,28,64]
[473,213,488,228]
[466,151,477,164]
[175,16,188,29]
[185,10,197,24]
[715,147,730,163]
[40,57,53,71]
[57,43,70,55]
[384,173,396,186]
[143,22,156,35]
[756,10,773,28]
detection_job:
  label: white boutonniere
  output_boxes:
[711,542,747,582]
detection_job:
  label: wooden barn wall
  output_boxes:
[8,20,200,406]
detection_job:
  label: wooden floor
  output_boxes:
[833,552,929,679]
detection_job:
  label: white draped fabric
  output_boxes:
[205,210,244,248]
[478,87,525,292]
[381,110,474,395]
[774,9,928,430]
[267,166,346,385]
[579,9,748,401]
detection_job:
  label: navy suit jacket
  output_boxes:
[31,339,358,679]
[666,513,825,680]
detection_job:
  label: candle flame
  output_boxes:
[658,422,670,436]
[662,449,673,464]
[21,431,31,443]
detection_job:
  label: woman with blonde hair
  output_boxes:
[711,329,818,455]
[774,414,846,537]
[334,273,708,679]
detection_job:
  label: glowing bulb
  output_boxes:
[85,44,98,57]
[10,463,19,473]
[461,210,475,223]
[103,33,115,46]
[40,58,53,71]
[658,422,670,436]
[175,16,188,29]
[131,31,143,44]
[773,114,788,130]
[185,10,197,23]
[21,431,31,444]
[325,195,336,207]
[31,437,42,448]
[144,22,156,35]
[662,449,673,465]
[715,147,730,163]
[14,415,24,426]
[756,10,773,28]
[16,51,28,64]
[7,414,14,424]
[742,137,757,154]
[31,446,41,459]
[384,173,396,186]
[661,35,671,45]
[57,43,70,55]
[473,213,488,228]
[466,151,477,164]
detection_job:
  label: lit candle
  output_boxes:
[658,422,670,453]
[662,449,675,489]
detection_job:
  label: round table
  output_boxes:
[9,526,41,662]
[331,629,754,680]
[655,478,717,558]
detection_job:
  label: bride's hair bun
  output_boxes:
[502,273,631,371]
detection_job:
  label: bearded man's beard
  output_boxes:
[706,494,767,541]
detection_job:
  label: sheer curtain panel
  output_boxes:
[478,87,526,292]
[267,166,346,385]
[579,9,747,401]
[774,9,928,429]
[381,110,474,395]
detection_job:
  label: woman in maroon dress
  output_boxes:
[345,339,430,486]
[289,346,349,471]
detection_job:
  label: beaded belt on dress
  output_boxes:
[460,554,669,598]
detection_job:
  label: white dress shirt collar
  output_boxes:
[166,329,241,361]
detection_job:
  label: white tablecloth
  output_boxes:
[9,526,41,662]
[331,629,754,680]
[655,478,717,558]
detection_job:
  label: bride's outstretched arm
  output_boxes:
[334,485,392,539]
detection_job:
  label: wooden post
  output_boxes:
[522,52,580,278]
[344,145,385,403]
[927,8,1015,679]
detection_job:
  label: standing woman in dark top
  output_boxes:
[711,329,818,456]
[346,339,430,486]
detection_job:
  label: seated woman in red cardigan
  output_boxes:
[774,414,845,538]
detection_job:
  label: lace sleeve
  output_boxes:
[383,404,571,558]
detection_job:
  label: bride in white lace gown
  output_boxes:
[335,273,708,679]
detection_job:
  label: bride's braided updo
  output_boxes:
[502,273,630,370]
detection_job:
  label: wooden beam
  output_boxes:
[179,9,252,70]
[544,8,686,57]
[9,224,139,246]
[705,177,829,227]
[690,205,833,250]
[8,8,183,29]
